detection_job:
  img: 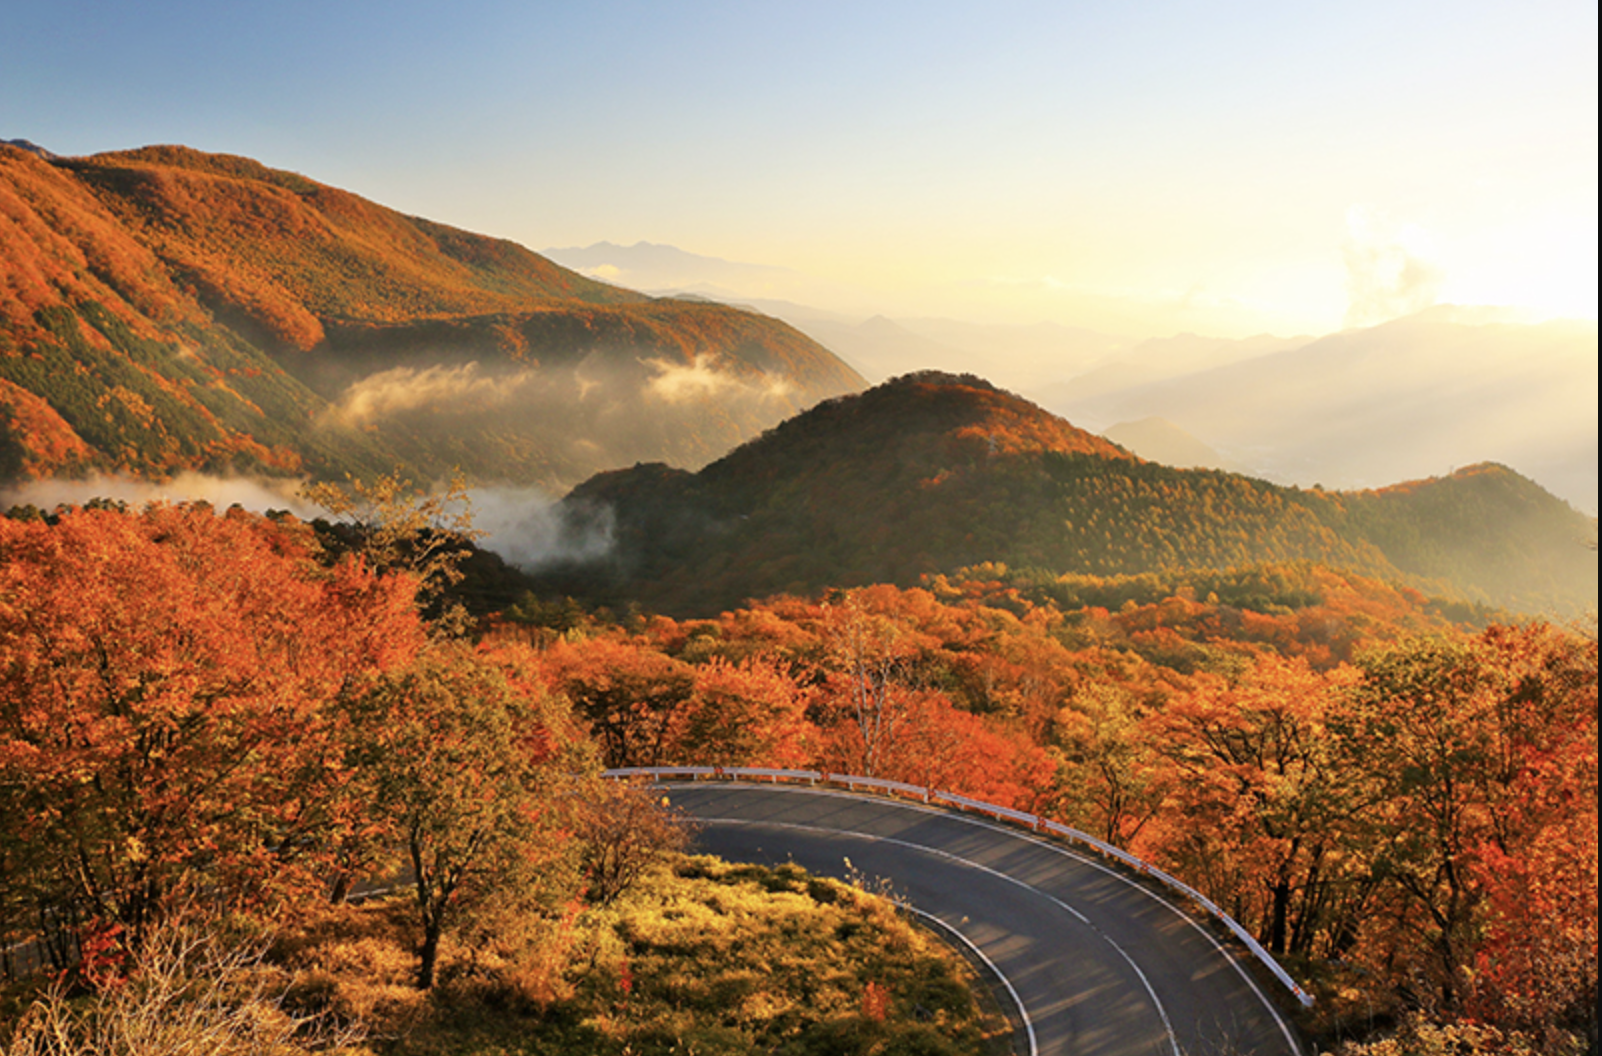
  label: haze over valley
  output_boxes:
[548,241,1599,514]
[1,3,1596,1053]
[0,136,1592,630]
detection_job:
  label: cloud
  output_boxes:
[467,486,615,569]
[1343,206,1444,329]
[328,363,530,426]
[0,472,316,517]
[644,354,793,404]
[0,472,615,572]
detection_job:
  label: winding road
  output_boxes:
[666,780,1305,1056]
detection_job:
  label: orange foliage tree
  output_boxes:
[814,589,939,778]
[340,642,589,988]
[1334,624,1598,1022]
[1457,623,1598,1040]
[492,572,1594,1040]
[1051,677,1173,848]
[1149,654,1365,957]
[0,504,425,958]
[664,656,816,768]
[537,635,696,768]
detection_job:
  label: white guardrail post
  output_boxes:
[604,764,1316,1010]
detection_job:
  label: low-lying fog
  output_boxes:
[0,473,611,571]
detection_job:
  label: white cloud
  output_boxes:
[644,354,791,404]
[327,363,530,425]
[1343,206,1444,329]
[467,486,614,569]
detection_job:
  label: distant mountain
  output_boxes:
[541,241,879,317]
[532,372,1597,617]
[540,242,1596,514]
[1102,417,1240,472]
[1044,308,1598,512]
[0,145,863,489]
[777,315,973,383]
[785,314,1124,391]
[2,139,59,161]
[541,240,797,291]
[1027,331,1307,409]
[541,241,1131,393]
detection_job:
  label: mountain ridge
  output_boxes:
[533,372,1597,618]
[1047,310,1598,510]
[0,143,864,487]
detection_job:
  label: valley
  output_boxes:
[0,141,1596,1056]
[0,143,862,491]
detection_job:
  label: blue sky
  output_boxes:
[3,0,1596,336]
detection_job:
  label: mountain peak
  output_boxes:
[538,368,1595,617]
[0,142,864,488]
[707,371,1132,485]
[3,138,58,160]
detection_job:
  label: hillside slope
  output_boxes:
[1046,308,1598,512]
[535,372,1598,617]
[0,143,863,487]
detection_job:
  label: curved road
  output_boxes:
[667,781,1304,1056]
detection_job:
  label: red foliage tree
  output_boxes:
[537,635,695,768]
[0,504,424,951]
[664,656,816,767]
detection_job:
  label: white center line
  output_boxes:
[702,815,1179,1056]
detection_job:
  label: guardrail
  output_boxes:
[604,765,1315,1010]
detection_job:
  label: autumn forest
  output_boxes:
[0,140,1597,1056]
[0,490,1594,1055]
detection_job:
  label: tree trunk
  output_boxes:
[1268,876,1292,955]
[417,919,442,989]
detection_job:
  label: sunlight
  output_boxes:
[1441,211,1600,322]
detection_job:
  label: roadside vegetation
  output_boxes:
[4,856,1008,1056]
[0,490,1593,1054]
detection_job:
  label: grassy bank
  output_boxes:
[5,856,1013,1056]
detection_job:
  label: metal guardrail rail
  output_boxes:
[605,765,1315,1009]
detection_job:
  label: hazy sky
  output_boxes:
[3,0,1596,337]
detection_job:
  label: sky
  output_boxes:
[2,0,1596,338]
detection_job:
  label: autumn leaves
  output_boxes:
[0,498,1594,1045]
[0,504,621,991]
[501,572,1599,1040]
[0,504,425,944]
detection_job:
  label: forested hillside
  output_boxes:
[534,372,1598,617]
[1,490,1593,1053]
[493,567,1597,1047]
[2,144,1595,1056]
[0,142,862,488]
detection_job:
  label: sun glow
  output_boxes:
[1439,211,1600,322]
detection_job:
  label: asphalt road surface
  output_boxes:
[667,781,1304,1056]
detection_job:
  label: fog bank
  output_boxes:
[0,474,614,570]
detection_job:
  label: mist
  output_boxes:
[0,472,317,518]
[467,486,615,569]
[0,473,615,571]
[2,351,802,574]
[327,362,525,427]
[1343,206,1444,329]
[316,349,816,493]
[1045,311,1600,514]
[645,353,794,404]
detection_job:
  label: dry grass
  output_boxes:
[4,919,368,1056]
[3,855,1012,1056]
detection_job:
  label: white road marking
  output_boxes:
[682,782,1304,1056]
[900,902,1040,1056]
[702,815,1179,1056]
